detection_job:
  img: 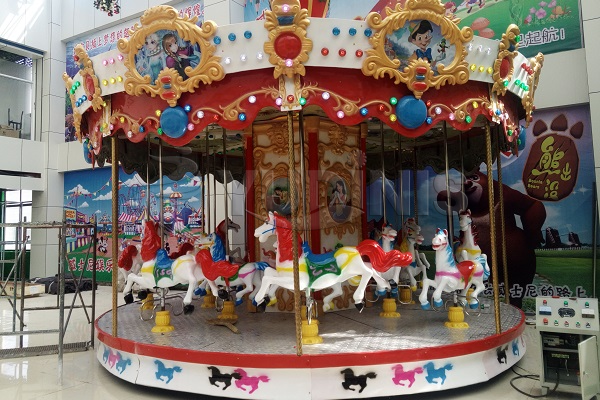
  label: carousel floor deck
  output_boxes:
[95,295,525,400]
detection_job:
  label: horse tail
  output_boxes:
[366,372,377,379]
[260,375,270,382]
[356,239,413,272]
[444,364,453,371]
[118,245,138,271]
[253,261,271,271]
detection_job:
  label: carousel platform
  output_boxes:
[95,293,525,400]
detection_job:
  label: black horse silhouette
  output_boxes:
[497,345,508,364]
[340,368,377,393]
[207,366,242,390]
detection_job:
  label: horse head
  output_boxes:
[380,224,398,243]
[404,218,424,245]
[431,228,449,251]
[458,209,473,232]
[195,232,215,249]
[254,212,277,243]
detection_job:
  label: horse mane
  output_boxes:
[215,219,228,243]
[141,220,162,262]
[356,239,412,272]
[194,248,239,281]
[210,235,226,262]
[118,245,138,271]
[471,223,479,245]
[397,237,410,253]
[169,242,194,259]
[272,213,302,263]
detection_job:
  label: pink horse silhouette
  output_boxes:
[107,349,120,368]
[233,368,269,394]
[392,364,424,387]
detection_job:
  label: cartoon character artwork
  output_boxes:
[408,20,440,66]
[437,38,449,62]
[437,170,546,308]
[253,212,412,311]
[135,32,165,84]
[418,228,486,310]
[328,179,350,222]
[161,33,200,80]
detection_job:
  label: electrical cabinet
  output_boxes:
[536,297,600,400]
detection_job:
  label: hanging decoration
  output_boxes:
[93,0,120,17]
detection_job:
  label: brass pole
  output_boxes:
[287,111,302,356]
[223,129,229,254]
[485,123,501,334]
[380,121,386,224]
[111,136,119,337]
[495,128,510,304]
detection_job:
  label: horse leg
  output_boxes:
[431,277,453,308]
[233,277,252,306]
[419,278,438,310]
[322,283,343,312]
[352,271,373,312]
[253,269,278,309]
[123,274,146,304]
[468,278,486,309]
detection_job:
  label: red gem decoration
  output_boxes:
[412,82,428,91]
[213,115,220,122]
[415,66,427,75]
[339,49,346,57]
[74,55,79,62]
[85,76,95,97]
[162,91,176,99]
[321,48,329,56]
[426,100,431,107]
[378,105,385,112]
[355,50,363,57]
[274,32,302,60]
[500,58,510,79]
[287,95,295,102]
[160,76,172,84]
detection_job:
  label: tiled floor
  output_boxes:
[0,286,584,399]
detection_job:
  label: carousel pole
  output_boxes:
[459,131,466,211]
[443,122,454,237]
[287,112,307,351]
[205,129,211,233]
[111,135,119,337]
[146,138,151,216]
[413,140,418,224]
[213,151,217,234]
[485,122,501,334]
[222,129,229,253]
[398,134,403,225]
[298,111,308,238]
[495,126,510,304]
[159,141,164,245]
[380,121,387,225]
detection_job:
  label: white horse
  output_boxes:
[195,231,270,305]
[117,243,143,286]
[122,220,205,314]
[253,212,412,311]
[456,210,490,280]
[418,228,486,310]
[396,218,430,290]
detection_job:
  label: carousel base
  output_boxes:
[95,296,525,400]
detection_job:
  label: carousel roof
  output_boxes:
[64,0,543,178]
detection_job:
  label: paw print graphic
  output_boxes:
[522,113,583,201]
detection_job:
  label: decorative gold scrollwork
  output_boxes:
[522,53,544,127]
[491,24,520,96]
[362,0,472,99]
[117,5,223,106]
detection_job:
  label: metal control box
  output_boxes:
[536,297,600,400]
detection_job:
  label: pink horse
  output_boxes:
[233,368,269,394]
[392,364,423,387]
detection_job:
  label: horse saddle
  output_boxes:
[456,260,476,288]
[302,242,340,286]
[303,241,336,265]
[153,249,174,282]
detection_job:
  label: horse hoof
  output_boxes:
[355,302,365,313]
[420,302,431,310]
[235,298,243,306]
[256,300,267,313]
[469,302,479,309]
[183,304,194,314]
[217,289,229,300]
[376,289,387,297]
[390,287,399,296]
[236,285,244,292]
[137,290,148,300]
[434,299,443,308]
[124,293,134,304]
[411,286,417,292]
[194,287,206,296]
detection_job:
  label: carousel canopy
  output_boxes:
[65,0,543,177]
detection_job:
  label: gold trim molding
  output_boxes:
[491,24,520,96]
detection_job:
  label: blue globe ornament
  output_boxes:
[160,106,188,138]
[395,96,427,129]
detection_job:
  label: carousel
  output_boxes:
[64,0,543,398]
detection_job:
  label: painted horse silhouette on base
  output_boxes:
[253,212,412,312]
[418,228,485,310]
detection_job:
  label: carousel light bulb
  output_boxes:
[468,43,473,51]
[139,126,145,133]
[248,95,257,103]
[275,97,283,106]
[465,115,472,123]
[322,92,330,100]
[214,36,222,45]
[507,129,513,136]
[472,101,479,108]
[102,59,108,66]
[478,45,483,52]
[197,110,204,118]
[285,58,293,67]
[117,76,123,82]
[184,104,191,112]
[426,117,432,124]
[470,64,477,71]
[82,95,87,101]
[119,117,125,123]
[287,95,295,103]
[337,110,345,119]
[228,33,236,41]
[257,51,264,60]
[240,54,247,62]
[389,114,397,122]
[389,97,398,105]
[332,27,340,36]
[225,57,231,65]
[487,67,493,74]
[110,77,116,84]
[503,80,509,87]
[244,30,252,39]
[157,128,163,135]
[486,48,491,55]
[155,110,161,117]
[127,131,133,138]
[360,107,368,116]
[435,107,442,115]
[109,58,115,64]
[102,79,108,86]
[239,113,247,121]
[449,113,455,121]
[321,48,329,56]
[339,49,346,57]
[355,49,363,58]
[117,54,124,61]
[109,124,114,130]
[187,123,194,131]
[478,66,485,73]
[364,28,372,37]
[349,27,357,36]
[515,79,521,86]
